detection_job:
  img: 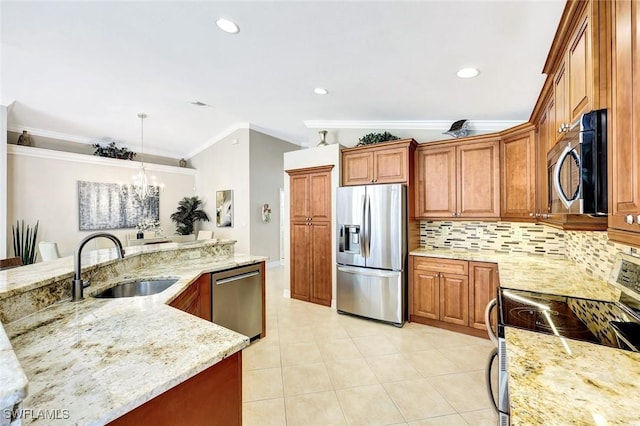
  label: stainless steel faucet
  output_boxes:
[72,232,125,301]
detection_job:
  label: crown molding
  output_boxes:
[7,145,197,175]
[303,119,525,132]
[247,124,302,146]
[6,124,184,159]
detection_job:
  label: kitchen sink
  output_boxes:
[92,278,179,298]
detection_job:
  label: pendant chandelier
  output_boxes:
[127,113,160,201]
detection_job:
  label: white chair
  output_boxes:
[39,242,60,261]
[197,230,213,240]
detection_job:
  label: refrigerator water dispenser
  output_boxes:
[339,225,361,254]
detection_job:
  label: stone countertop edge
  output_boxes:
[409,248,621,302]
[0,250,266,424]
[505,327,640,425]
[0,239,238,300]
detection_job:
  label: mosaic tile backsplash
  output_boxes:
[419,221,566,256]
[420,221,639,281]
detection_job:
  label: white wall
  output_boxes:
[283,144,342,306]
[0,107,7,258]
[249,130,299,262]
[6,146,196,257]
[190,129,251,254]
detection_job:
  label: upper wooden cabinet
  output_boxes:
[568,10,593,122]
[341,139,417,186]
[289,166,332,222]
[415,135,500,219]
[609,0,640,245]
[500,124,537,221]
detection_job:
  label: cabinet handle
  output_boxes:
[637,215,640,225]
[626,214,635,225]
[529,212,534,217]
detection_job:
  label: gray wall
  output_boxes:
[249,130,299,262]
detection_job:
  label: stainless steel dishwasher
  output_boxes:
[211,264,263,340]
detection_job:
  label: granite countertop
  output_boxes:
[505,327,640,425]
[0,242,266,425]
[410,248,621,302]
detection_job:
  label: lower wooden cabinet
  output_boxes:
[109,351,242,426]
[409,256,499,338]
[468,262,499,331]
[290,220,332,306]
[169,274,211,321]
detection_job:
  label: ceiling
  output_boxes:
[1,1,565,159]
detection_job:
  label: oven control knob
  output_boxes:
[626,214,635,225]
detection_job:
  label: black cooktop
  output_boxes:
[498,288,640,352]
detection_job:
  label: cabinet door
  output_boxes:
[415,146,456,218]
[554,61,569,144]
[412,269,439,320]
[439,274,469,326]
[568,10,592,122]
[610,0,640,234]
[468,262,499,331]
[342,151,374,186]
[290,174,309,222]
[290,222,311,301]
[457,140,500,218]
[197,273,212,322]
[310,221,332,306]
[501,130,536,220]
[374,146,408,184]
[537,101,552,217]
[309,171,332,221]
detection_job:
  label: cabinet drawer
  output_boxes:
[413,257,468,275]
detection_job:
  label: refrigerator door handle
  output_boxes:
[364,193,371,258]
[337,265,400,278]
[360,194,367,258]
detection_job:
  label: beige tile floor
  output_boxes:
[242,266,498,426]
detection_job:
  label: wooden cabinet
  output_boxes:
[169,274,211,321]
[287,165,333,306]
[410,257,469,326]
[468,262,499,331]
[409,256,498,338]
[109,351,242,426]
[500,124,537,221]
[415,136,500,219]
[609,0,640,245]
[551,5,594,145]
[341,139,416,186]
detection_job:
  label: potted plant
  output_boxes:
[170,196,210,235]
[12,220,39,264]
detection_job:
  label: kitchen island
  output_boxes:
[0,239,266,425]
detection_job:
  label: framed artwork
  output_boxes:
[78,181,159,230]
[216,190,233,227]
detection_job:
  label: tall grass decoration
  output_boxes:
[12,220,39,265]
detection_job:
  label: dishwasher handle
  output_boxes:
[215,271,260,285]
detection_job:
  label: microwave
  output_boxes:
[547,109,607,216]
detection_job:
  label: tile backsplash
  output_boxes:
[420,220,639,281]
[420,221,565,256]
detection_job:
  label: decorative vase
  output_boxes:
[317,130,328,146]
[136,230,144,239]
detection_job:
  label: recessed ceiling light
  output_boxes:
[216,18,239,34]
[457,67,480,78]
[314,87,328,95]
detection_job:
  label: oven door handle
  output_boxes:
[486,348,499,414]
[485,298,498,346]
[553,143,576,210]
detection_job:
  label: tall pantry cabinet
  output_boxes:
[286,166,333,306]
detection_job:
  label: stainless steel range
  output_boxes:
[485,253,640,424]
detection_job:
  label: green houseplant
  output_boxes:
[12,220,39,264]
[170,196,210,235]
[356,131,401,146]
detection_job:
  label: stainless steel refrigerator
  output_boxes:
[336,183,407,326]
